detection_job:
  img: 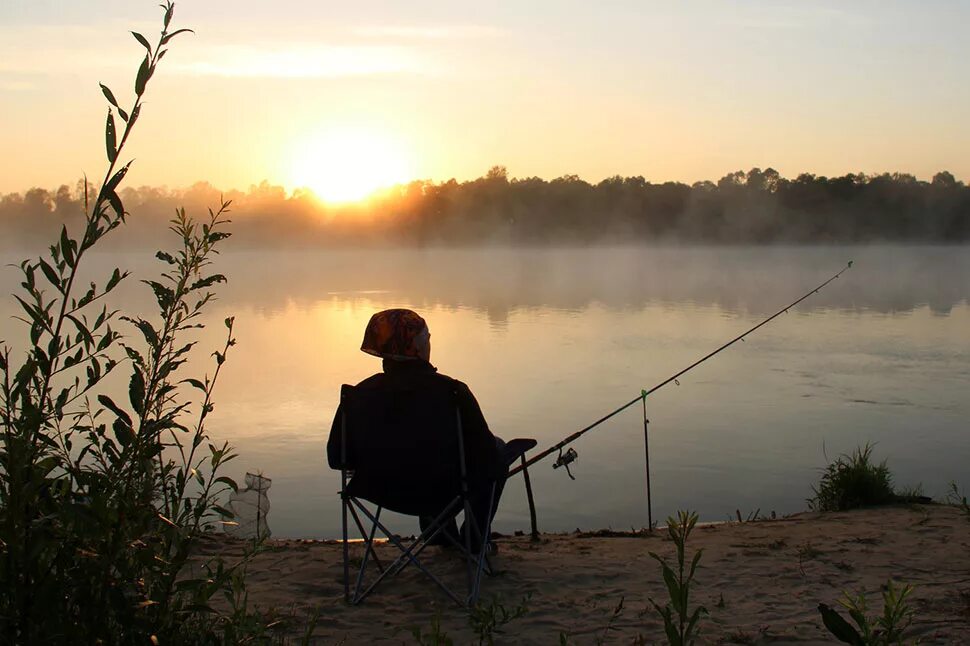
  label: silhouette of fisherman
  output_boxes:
[327,308,515,549]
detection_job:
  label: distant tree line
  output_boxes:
[2,167,968,249]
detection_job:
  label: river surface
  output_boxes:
[2,245,968,538]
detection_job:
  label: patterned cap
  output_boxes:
[360,309,430,361]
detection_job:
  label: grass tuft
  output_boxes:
[808,444,895,512]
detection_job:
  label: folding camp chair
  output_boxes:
[334,382,535,607]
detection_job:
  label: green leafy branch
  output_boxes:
[818,580,916,645]
[648,510,708,646]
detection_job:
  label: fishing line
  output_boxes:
[508,260,854,479]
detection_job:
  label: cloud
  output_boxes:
[0,79,35,92]
[0,23,437,80]
[351,24,503,40]
[173,42,429,78]
[0,24,143,75]
[724,4,860,30]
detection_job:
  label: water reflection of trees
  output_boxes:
[209,246,969,321]
[2,246,966,324]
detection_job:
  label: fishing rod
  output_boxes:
[508,260,854,479]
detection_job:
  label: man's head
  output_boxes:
[360,308,431,362]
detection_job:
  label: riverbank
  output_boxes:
[199,504,970,644]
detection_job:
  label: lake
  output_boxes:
[2,245,968,538]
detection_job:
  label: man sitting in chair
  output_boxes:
[327,308,513,551]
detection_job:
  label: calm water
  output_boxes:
[2,245,969,537]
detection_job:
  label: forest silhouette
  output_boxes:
[2,166,968,249]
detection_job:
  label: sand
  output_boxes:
[200,504,970,644]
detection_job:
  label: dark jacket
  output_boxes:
[327,359,503,483]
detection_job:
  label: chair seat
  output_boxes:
[345,472,461,517]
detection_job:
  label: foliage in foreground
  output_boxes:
[818,580,916,645]
[947,482,970,520]
[469,594,531,646]
[0,4,256,643]
[808,444,896,512]
[648,510,708,646]
[409,594,530,646]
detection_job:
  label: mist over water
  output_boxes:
[3,245,968,537]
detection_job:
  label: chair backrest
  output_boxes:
[339,381,465,515]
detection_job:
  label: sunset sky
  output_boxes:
[2,0,969,198]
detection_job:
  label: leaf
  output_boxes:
[100,83,119,107]
[144,280,174,309]
[157,513,177,527]
[105,188,125,220]
[182,378,207,392]
[60,226,76,268]
[189,274,227,292]
[65,314,95,348]
[688,548,704,579]
[132,31,152,54]
[105,110,117,163]
[685,606,707,641]
[112,417,132,448]
[818,604,865,645]
[129,370,146,415]
[214,476,238,492]
[103,161,132,194]
[663,617,680,646]
[131,318,160,348]
[76,282,97,308]
[97,394,132,427]
[106,267,126,292]
[660,565,682,614]
[38,258,61,291]
[123,344,146,367]
[160,28,194,45]
[135,54,152,96]
[14,295,44,328]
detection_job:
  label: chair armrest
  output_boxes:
[502,438,538,466]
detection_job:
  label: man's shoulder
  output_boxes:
[354,370,468,392]
[354,373,385,388]
[427,370,472,392]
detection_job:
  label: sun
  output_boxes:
[288,128,412,204]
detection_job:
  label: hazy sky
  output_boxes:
[2,0,969,196]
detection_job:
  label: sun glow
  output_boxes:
[288,128,413,204]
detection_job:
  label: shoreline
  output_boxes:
[198,504,970,644]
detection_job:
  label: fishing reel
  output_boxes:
[552,447,579,480]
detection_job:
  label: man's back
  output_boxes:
[327,359,503,513]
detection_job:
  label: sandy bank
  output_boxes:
[198,505,970,644]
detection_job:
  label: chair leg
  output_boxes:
[463,495,475,600]
[467,482,497,606]
[349,497,466,607]
[352,506,382,603]
[341,491,349,604]
[348,502,385,574]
